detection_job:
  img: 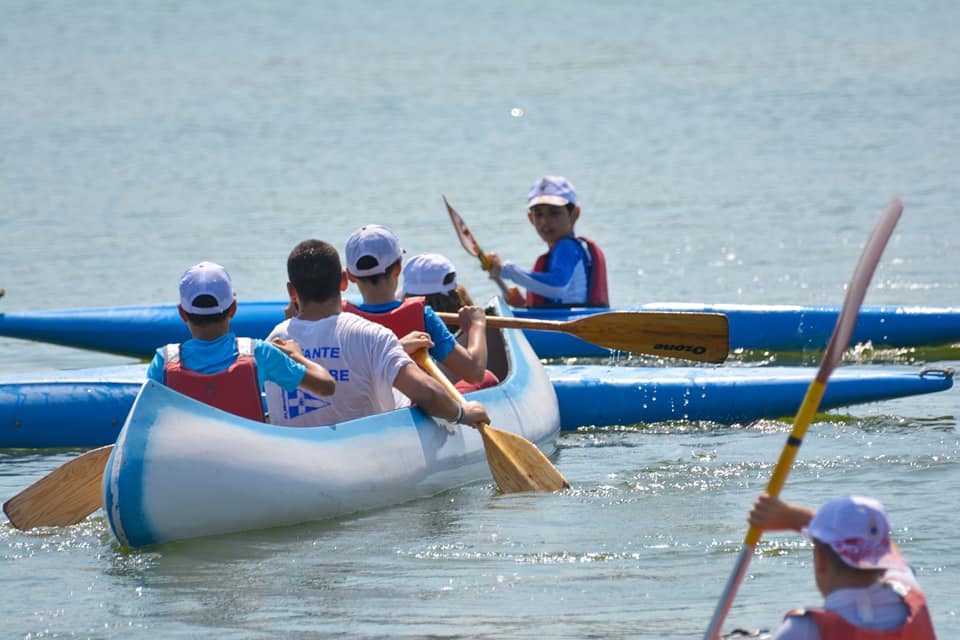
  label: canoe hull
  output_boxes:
[3,301,960,359]
[103,307,561,548]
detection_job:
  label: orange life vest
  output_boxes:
[525,236,609,308]
[163,337,265,422]
[784,581,936,640]
[342,297,426,339]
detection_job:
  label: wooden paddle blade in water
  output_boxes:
[3,444,113,530]
[410,349,568,493]
[480,425,569,492]
[437,311,729,363]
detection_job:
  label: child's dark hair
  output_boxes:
[287,239,343,303]
[183,294,231,325]
[353,258,402,286]
[407,285,474,313]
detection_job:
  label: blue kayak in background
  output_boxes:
[0,363,952,448]
[2,300,960,359]
[516,303,960,357]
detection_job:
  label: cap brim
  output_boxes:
[528,195,570,207]
[399,281,457,296]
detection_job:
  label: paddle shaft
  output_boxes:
[436,310,729,363]
[703,197,904,639]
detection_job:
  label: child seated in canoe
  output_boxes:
[342,225,490,389]
[488,175,609,309]
[399,252,499,392]
[145,261,336,422]
[264,239,489,428]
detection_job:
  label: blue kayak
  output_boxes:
[0,363,952,448]
[517,303,960,357]
[2,300,960,359]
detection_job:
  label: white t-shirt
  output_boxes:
[264,312,413,427]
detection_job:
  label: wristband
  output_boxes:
[454,404,465,424]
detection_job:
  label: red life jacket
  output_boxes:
[342,297,426,339]
[784,581,936,640]
[525,236,609,308]
[454,369,500,394]
[163,337,265,422]
[345,298,500,391]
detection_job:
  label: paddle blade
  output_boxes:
[568,311,729,363]
[3,445,113,530]
[411,348,567,493]
[443,195,482,258]
[480,426,570,493]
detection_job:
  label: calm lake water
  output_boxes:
[2,1,959,638]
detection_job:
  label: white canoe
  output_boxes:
[103,304,560,548]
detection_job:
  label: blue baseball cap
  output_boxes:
[527,176,577,207]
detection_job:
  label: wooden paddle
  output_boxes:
[703,197,905,639]
[436,310,729,363]
[3,444,114,530]
[410,349,568,492]
[442,195,515,299]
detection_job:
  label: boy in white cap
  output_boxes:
[145,261,336,422]
[400,253,499,392]
[488,175,609,308]
[341,226,489,388]
[400,253,475,313]
[263,239,489,428]
[748,493,936,639]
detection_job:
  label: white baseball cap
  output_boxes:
[179,261,235,315]
[527,175,577,207]
[345,224,404,277]
[803,495,904,570]
[400,253,458,296]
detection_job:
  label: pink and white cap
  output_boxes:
[803,495,905,571]
[179,261,236,315]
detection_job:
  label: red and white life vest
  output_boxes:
[342,297,426,339]
[525,236,609,308]
[784,581,936,639]
[163,337,265,422]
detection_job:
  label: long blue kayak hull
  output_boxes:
[2,301,960,359]
[516,303,960,357]
[0,364,952,448]
[548,365,954,429]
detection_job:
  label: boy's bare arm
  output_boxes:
[748,493,815,532]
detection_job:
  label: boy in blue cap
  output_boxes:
[488,176,608,308]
